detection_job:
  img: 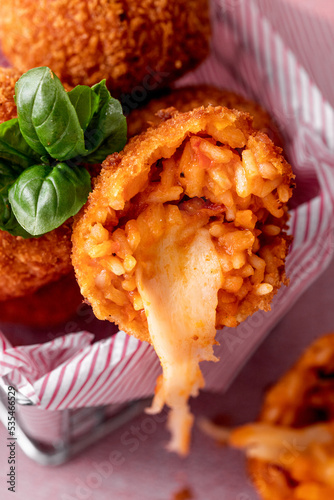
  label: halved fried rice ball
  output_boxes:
[127,84,283,148]
[226,334,334,500]
[0,0,210,95]
[72,106,294,455]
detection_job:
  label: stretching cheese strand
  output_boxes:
[136,223,222,455]
[229,423,333,462]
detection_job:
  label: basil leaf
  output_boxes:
[0,119,41,169]
[92,79,111,111]
[9,163,91,236]
[15,67,87,161]
[68,86,99,132]
[83,80,127,162]
[0,161,33,237]
[84,119,127,163]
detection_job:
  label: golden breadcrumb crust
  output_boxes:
[0,224,73,301]
[72,106,293,343]
[127,84,283,147]
[0,0,210,95]
[0,66,22,123]
[249,333,334,500]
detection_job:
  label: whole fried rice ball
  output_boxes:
[0,0,211,95]
[127,85,283,148]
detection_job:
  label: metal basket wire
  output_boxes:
[0,377,149,466]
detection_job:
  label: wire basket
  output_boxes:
[0,376,149,466]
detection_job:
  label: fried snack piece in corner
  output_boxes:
[72,106,294,455]
[0,0,210,96]
[127,84,283,148]
[225,334,334,500]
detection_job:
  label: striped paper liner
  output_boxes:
[1,0,334,443]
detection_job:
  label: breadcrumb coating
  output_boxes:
[0,223,73,301]
[127,85,283,148]
[0,0,210,95]
[0,66,22,123]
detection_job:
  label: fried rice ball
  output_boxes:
[0,66,75,300]
[0,0,210,95]
[72,106,293,454]
[72,106,293,340]
[127,84,283,148]
[226,334,334,500]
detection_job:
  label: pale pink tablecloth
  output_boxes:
[254,0,334,107]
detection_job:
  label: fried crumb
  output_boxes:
[172,486,193,500]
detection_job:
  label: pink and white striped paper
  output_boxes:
[1,0,334,437]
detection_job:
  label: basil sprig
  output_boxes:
[9,163,91,235]
[0,67,127,238]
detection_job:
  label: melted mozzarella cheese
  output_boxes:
[136,223,222,455]
[229,423,333,462]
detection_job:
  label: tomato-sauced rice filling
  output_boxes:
[83,129,292,333]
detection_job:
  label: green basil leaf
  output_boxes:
[68,86,100,132]
[83,80,127,162]
[0,161,33,237]
[84,119,127,163]
[40,155,51,165]
[15,67,87,161]
[0,118,41,169]
[8,163,91,236]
